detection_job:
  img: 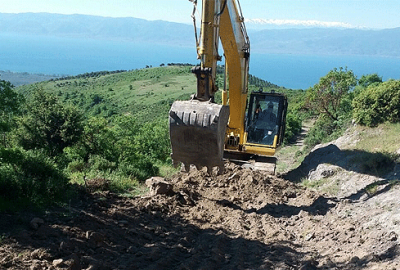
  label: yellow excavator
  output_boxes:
[169,0,287,174]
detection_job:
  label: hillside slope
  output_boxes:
[16,66,197,122]
[15,65,285,122]
[1,124,400,269]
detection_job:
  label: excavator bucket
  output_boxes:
[169,100,230,174]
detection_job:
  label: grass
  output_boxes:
[346,123,400,176]
[365,182,379,196]
[355,122,400,153]
[301,177,341,196]
[275,145,304,173]
[158,163,180,179]
[16,66,197,122]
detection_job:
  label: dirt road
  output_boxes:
[1,157,399,269]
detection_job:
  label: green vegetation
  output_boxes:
[2,65,294,211]
[301,177,341,196]
[2,66,197,210]
[355,123,400,153]
[4,63,399,211]
[301,68,400,150]
[18,66,196,122]
[304,67,357,146]
[353,80,400,127]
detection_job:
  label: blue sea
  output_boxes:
[1,33,400,89]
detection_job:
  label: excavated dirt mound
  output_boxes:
[1,162,399,269]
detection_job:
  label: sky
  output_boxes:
[0,0,399,29]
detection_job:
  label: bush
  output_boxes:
[284,113,302,142]
[64,115,164,186]
[305,67,357,122]
[305,116,336,146]
[353,80,400,127]
[118,157,159,181]
[0,148,69,209]
[16,89,84,156]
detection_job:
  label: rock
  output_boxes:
[30,260,42,270]
[30,218,44,230]
[86,231,106,247]
[298,210,308,218]
[389,231,398,241]
[145,177,173,196]
[53,259,64,267]
[308,164,338,181]
[59,241,69,251]
[305,232,315,241]
[350,256,360,264]
[30,249,41,259]
[64,253,81,270]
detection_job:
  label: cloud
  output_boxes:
[245,18,357,28]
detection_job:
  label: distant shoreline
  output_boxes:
[1,32,400,89]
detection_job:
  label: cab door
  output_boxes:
[246,91,287,148]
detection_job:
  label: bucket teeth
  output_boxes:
[169,100,229,174]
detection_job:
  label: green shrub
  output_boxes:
[16,89,84,156]
[284,113,302,142]
[353,80,400,127]
[305,116,335,146]
[118,157,159,181]
[0,148,69,209]
[88,154,117,172]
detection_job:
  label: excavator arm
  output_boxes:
[169,0,249,174]
[218,0,250,147]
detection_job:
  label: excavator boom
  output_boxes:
[169,0,287,174]
[170,0,244,173]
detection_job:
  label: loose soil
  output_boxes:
[1,130,400,269]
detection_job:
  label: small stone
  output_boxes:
[350,256,360,264]
[87,231,106,247]
[305,232,315,241]
[30,260,41,270]
[30,218,44,230]
[30,249,41,259]
[389,231,398,241]
[59,241,69,251]
[53,259,64,267]
[298,210,308,218]
[145,177,173,196]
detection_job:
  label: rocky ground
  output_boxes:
[1,130,400,269]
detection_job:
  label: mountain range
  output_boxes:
[1,12,400,57]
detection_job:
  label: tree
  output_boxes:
[353,80,400,126]
[358,73,383,88]
[306,67,357,121]
[16,89,84,156]
[0,80,24,146]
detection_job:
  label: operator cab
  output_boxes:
[246,90,287,147]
